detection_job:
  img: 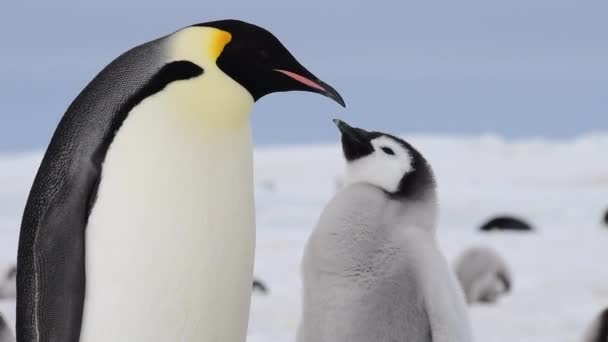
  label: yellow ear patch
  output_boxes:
[169,26,232,67]
[209,30,232,62]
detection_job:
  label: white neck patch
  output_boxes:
[345,135,413,193]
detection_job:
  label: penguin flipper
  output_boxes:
[16,149,100,342]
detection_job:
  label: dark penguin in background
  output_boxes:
[602,209,608,228]
[17,20,344,342]
[479,215,534,232]
[252,278,269,294]
[582,307,608,342]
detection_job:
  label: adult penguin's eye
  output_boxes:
[381,147,395,155]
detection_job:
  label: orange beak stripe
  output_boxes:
[274,69,327,92]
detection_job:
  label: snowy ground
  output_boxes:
[1,133,608,341]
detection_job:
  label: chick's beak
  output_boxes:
[333,119,373,161]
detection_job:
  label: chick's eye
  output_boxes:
[381,147,395,155]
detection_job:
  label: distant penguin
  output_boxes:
[16,20,345,342]
[454,246,512,304]
[0,312,15,342]
[479,215,534,232]
[582,307,608,342]
[298,120,473,342]
[602,209,608,227]
[252,278,269,294]
[0,264,16,299]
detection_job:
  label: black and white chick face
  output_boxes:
[333,119,435,197]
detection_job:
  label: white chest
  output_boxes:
[80,76,256,341]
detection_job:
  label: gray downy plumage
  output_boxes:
[454,246,512,305]
[298,120,473,342]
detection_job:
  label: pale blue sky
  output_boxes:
[1,1,607,152]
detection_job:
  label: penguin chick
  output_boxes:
[298,120,473,342]
[454,246,512,305]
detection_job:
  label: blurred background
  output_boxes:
[1,1,607,342]
[2,0,608,152]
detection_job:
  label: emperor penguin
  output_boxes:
[298,120,472,342]
[582,307,608,342]
[454,246,512,304]
[17,20,344,342]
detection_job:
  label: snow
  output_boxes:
[1,134,608,341]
